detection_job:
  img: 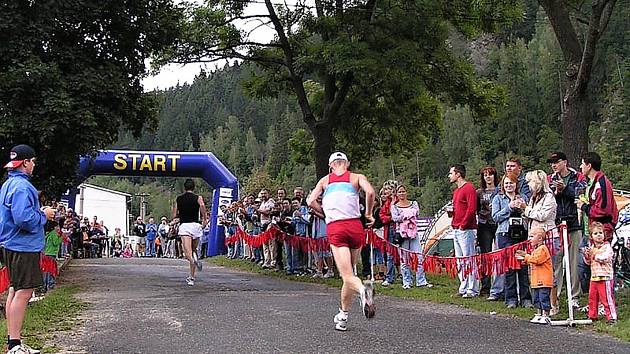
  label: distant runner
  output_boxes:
[307,152,376,331]
[173,179,207,286]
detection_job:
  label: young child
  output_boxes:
[122,243,133,258]
[515,227,552,324]
[43,220,63,291]
[583,221,617,324]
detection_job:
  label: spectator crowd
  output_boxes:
[40,150,623,326]
[221,151,623,325]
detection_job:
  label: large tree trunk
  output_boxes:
[539,0,617,167]
[562,77,592,166]
[311,122,333,179]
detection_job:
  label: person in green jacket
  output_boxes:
[43,221,62,291]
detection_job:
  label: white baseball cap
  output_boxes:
[328,152,348,165]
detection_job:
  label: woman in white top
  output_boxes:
[514,170,559,313]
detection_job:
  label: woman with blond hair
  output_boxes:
[514,170,558,314]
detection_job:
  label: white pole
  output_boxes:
[563,222,575,321]
[551,221,592,326]
[370,237,375,282]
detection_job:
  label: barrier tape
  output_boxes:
[225,224,565,280]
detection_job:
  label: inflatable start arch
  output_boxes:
[76,150,238,256]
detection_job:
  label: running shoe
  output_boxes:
[21,344,40,354]
[7,344,39,354]
[540,315,551,325]
[323,271,335,279]
[381,280,391,287]
[186,277,194,286]
[529,314,542,324]
[333,311,348,332]
[360,281,376,319]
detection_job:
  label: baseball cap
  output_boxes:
[546,151,567,163]
[328,151,348,165]
[4,144,36,169]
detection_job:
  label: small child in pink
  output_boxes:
[583,222,617,324]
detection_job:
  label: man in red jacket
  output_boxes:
[577,152,618,242]
[448,164,479,298]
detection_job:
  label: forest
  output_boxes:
[85,2,629,219]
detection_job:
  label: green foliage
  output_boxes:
[157,0,521,176]
[0,1,182,196]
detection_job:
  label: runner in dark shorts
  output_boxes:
[307,152,376,331]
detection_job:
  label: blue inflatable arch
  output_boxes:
[77,150,238,256]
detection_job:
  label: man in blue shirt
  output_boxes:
[145,217,157,257]
[1,144,55,354]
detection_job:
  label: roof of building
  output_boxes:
[79,183,132,197]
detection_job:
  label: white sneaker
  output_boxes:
[21,344,41,354]
[186,277,194,286]
[539,315,551,325]
[402,284,411,290]
[530,314,542,323]
[323,271,335,279]
[311,272,323,279]
[570,299,580,309]
[7,344,38,354]
[381,280,391,287]
[333,311,348,331]
[360,281,376,319]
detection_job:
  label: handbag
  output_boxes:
[393,232,405,245]
[507,216,527,242]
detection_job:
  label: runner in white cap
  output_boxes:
[307,152,376,331]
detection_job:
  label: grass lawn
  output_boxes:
[0,286,87,353]
[208,257,630,342]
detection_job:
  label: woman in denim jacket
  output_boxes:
[492,172,532,308]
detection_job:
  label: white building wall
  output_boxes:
[75,185,129,236]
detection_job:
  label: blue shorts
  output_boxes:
[532,287,551,311]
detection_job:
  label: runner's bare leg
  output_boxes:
[181,236,195,279]
[331,245,363,311]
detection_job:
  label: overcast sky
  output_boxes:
[141,1,283,91]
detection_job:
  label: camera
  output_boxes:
[509,217,523,226]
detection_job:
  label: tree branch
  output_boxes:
[574,0,616,94]
[264,0,317,128]
[538,0,583,64]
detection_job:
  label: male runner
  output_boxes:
[307,152,376,331]
[173,179,207,286]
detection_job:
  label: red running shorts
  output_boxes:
[327,218,365,249]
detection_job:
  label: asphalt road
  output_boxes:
[54,257,630,354]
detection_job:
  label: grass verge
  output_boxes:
[0,285,87,353]
[208,257,630,342]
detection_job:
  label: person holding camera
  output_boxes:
[547,152,587,309]
[513,170,557,312]
[1,144,56,354]
[492,172,531,308]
